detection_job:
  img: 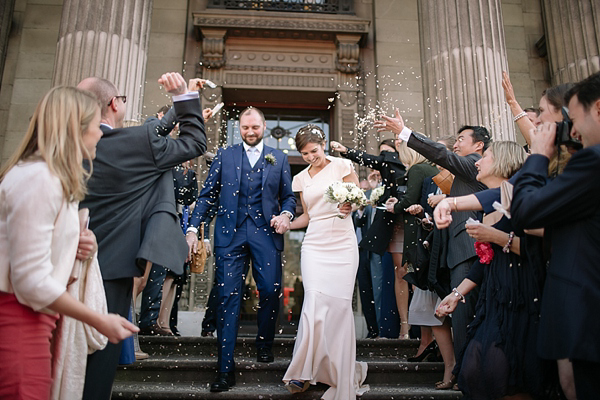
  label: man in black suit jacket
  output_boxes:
[77,72,206,400]
[375,111,490,356]
[512,72,600,399]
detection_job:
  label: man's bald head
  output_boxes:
[77,77,118,118]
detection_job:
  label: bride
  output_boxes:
[282,125,369,399]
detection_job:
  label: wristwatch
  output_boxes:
[280,210,294,221]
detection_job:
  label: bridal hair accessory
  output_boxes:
[297,124,325,140]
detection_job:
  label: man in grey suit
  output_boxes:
[77,72,206,399]
[375,110,490,356]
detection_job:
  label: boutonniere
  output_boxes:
[265,154,276,165]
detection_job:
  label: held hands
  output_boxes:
[435,294,460,317]
[96,313,139,344]
[406,204,424,216]
[158,72,188,96]
[384,197,398,214]
[433,198,453,229]
[373,108,405,136]
[529,122,557,159]
[428,194,446,209]
[270,214,291,234]
[76,229,97,261]
[330,141,347,153]
[185,232,198,262]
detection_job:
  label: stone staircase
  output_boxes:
[112,336,462,399]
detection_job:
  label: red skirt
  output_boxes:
[0,292,58,400]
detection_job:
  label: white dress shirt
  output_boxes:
[242,140,264,168]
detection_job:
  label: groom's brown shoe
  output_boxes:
[210,371,236,392]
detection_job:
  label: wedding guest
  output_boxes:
[78,72,206,399]
[435,141,551,399]
[283,125,368,398]
[375,111,490,357]
[0,86,137,399]
[330,139,409,338]
[404,136,455,374]
[511,72,600,400]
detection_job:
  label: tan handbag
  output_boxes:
[432,169,454,195]
[190,222,207,274]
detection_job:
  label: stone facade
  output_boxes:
[1,0,597,312]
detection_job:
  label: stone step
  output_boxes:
[138,336,421,360]
[111,382,462,400]
[115,357,445,386]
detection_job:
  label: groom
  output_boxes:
[186,106,296,392]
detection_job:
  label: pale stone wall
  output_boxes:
[142,0,188,120]
[0,0,64,163]
[373,0,424,141]
[502,0,548,144]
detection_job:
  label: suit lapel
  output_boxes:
[262,146,272,187]
[234,144,243,183]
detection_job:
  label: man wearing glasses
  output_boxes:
[77,72,207,400]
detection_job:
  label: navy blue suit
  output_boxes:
[188,143,295,372]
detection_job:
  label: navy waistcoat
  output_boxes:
[236,151,265,228]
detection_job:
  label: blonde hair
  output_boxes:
[395,140,427,169]
[488,141,527,179]
[0,86,100,201]
[548,145,571,177]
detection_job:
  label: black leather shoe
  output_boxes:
[408,340,439,362]
[210,371,236,392]
[257,347,274,363]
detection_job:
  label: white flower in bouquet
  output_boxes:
[324,181,368,207]
[369,185,385,205]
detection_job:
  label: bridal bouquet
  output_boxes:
[324,181,368,208]
[369,185,385,205]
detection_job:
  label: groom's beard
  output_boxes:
[242,136,263,147]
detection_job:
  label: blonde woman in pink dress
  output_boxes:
[283,125,368,399]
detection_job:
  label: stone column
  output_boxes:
[542,0,600,85]
[0,0,15,92]
[52,0,153,121]
[418,0,513,141]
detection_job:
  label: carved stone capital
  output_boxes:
[200,28,227,69]
[336,34,361,73]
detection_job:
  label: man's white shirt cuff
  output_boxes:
[172,92,200,102]
[397,126,412,142]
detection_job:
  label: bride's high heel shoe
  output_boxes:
[285,380,310,394]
